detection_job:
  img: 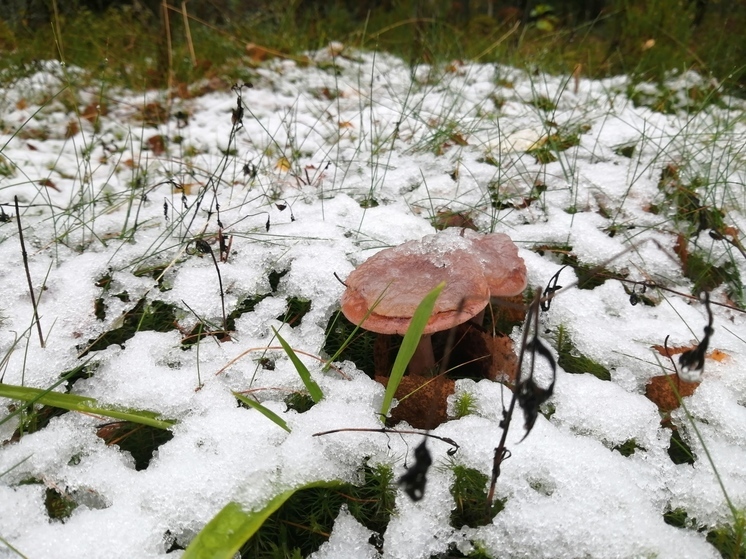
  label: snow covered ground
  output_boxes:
[0,46,745,558]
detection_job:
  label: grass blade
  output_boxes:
[272,327,323,403]
[380,282,445,419]
[182,481,341,559]
[234,392,290,433]
[0,384,174,430]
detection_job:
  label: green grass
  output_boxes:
[1,1,744,94]
[1,2,745,555]
[184,462,395,559]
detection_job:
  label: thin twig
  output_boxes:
[215,346,350,379]
[194,239,226,333]
[15,197,45,348]
[486,290,539,507]
[181,1,197,66]
[313,427,459,454]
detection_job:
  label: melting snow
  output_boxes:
[1,49,745,557]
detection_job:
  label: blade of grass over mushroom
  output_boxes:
[271,327,323,403]
[234,392,290,433]
[0,384,174,430]
[380,282,445,419]
[182,481,343,559]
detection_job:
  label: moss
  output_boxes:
[45,487,78,522]
[79,298,179,356]
[323,312,378,377]
[452,392,477,419]
[240,462,395,558]
[284,392,315,414]
[664,508,746,558]
[707,514,746,559]
[668,428,695,465]
[96,421,174,471]
[277,297,312,327]
[613,438,643,457]
[529,96,557,112]
[531,244,613,290]
[526,125,587,165]
[450,465,504,529]
[554,325,611,381]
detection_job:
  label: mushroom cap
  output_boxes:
[341,234,490,335]
[457,229,528,297]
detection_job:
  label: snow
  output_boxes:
[1,48,745,558]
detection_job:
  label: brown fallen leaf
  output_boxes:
[651,343,728,362]
[146,135,166,155]
[645,373,699,412]
[81,102,107,124]
[65,120,79,139]
[432,209,476,231]
[38,178,59,191]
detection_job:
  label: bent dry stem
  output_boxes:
[15,197,44,348]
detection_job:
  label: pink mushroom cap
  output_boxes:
[458,229,528,297]
[341,231,526,335]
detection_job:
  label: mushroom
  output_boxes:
[340,230,527,375]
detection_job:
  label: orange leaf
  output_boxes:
[276,157,291,172]
[652,344,729,362]
[707,349,728,362]
[646,373,699,412]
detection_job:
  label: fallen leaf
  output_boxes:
[81,102,107,124]
[147,135,166,155]
[175,182,198,195]
[646,373,699,411]
[450,132,468,146]
[65,120,79,139]
[651,343,728,362]
[673,233,688,269]
[707,349,728,362]
[432,210,476,231]
[38,178,59,191]
[139,102,168,126]
[276,157,291,172]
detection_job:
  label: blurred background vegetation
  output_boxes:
[0,0,743,93]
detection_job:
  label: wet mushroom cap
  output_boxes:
[458,229,528,297]
[341,235,490,335]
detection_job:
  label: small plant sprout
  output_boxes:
[451,390,478,419]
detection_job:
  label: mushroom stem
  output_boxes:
[472,308,486,326]
[408,334,436,375]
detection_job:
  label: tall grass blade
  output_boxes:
[182,481,342,559]
[234,392,290,433]
[0,384,174,430]
[380,282,445,419]
[272,327,323,403]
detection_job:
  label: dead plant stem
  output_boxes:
[15,197,45,348]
